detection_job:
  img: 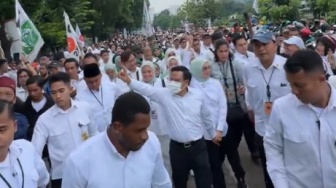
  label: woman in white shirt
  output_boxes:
[140,61,171,175]
[189,57,228,188]
[16,69,32,102]
[105,62,129,93]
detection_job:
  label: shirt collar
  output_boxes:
[251,55,281,70]
[9,142,22,159]
[51,99,77,116]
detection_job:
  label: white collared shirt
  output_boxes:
[127,67,143,81]
[143,79,169,136]
[234,51,255,64]
[32,100,98,180]
[76,81,121,132]
[181,49,214,69]
[129,80,216,142]
[76,73,110,91]
[0,140,49,188]
[190,78,228,139]
[243,55,291,136]
[70,72,84,90]
[61,131,172,188]
[264,89,336,188]
[16,87,28,102]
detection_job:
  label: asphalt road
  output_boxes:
[187,138,265,188]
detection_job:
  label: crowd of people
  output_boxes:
[0,20,336,188]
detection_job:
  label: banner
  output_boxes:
[64,12,82,58]
[16,0,44,63]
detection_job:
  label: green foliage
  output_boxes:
[258,0,301,21]
[0,0,147,49]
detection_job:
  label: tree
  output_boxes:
[258,0,301,21]
[0,0,147,57]
[153,9,173,30]
[177,0,219,27]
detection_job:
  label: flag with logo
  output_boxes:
[15,0,44,63]
[64,12,82,58]
[75,24,85,48]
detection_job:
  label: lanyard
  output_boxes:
[128,71,140,81]
[0,158,24,188]
[89,87,104,108]
[260,67,275,101]
[218,62,230,89]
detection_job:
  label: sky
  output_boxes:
[149,0,186,13]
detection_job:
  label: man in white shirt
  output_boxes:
[0,100,49,188]
[98,50,111,72]
[64,58,83,92]
[32,72,98,188]
[77,53,110,90]
[232,35,256,64]
[76,63,121,132]
[120,51,143,81]
[244,31,291,188]
[118,65,218,188]
[62,92,172,188]
[265,49,336,188]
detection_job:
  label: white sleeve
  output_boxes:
[34,149,49,188]
[215,80,228,136]
[264,101,289,188]
[151,135,173,188]
[129,79,167,103]
[31,117,48,156]
[61,156,86,188]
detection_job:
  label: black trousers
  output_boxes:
[241,114,258,154]
[51,179,62,188]
[255,134,274,188]
[223,116,246,180]
[206,140,226,188]
[170,138,212,188]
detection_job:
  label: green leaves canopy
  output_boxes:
[0,0,148,48]
[153,0,254,29]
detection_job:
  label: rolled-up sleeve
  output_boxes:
[264,101,289,188]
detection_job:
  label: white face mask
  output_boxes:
[166,81,182,94]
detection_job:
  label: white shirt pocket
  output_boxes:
[283,131,310,163]
[49,129,66,149]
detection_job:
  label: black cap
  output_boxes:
[83,63,101,78]
[48,62,60,69]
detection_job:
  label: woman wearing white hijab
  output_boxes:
[189,57,228,188]
[105,62,129,93]
[158,48,182,74]
[140,61,171,175]
[161,56,181,80]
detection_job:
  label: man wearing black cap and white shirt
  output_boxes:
[76,53,111,91]
[76,63,121,132]
[243,30,291,188]
[32,72,98,188]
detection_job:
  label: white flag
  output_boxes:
[142,1,154,36]
[15,0,44,63]
[123,28,127,39]
[75,24,85,47]
[64,12,82,59]
[253,0,259,13]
